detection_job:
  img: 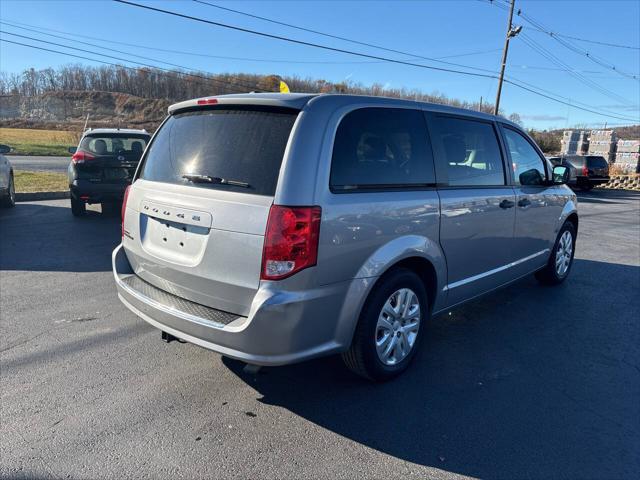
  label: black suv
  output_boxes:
[68,129,150,216]
[547,155,609,191]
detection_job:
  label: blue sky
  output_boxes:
[0,0,638,130]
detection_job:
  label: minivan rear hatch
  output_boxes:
[122,104,300,316]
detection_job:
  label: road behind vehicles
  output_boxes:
[114,93,577,381]
[68,128,150,216]
[547,154,610,191]
[0,144,15,208]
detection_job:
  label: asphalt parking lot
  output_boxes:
[1,190,639,479]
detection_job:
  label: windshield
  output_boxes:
[139,106,298,196]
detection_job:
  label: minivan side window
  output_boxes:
[330,108,435,191]
[503,128,547,186]
[430,116,505,187]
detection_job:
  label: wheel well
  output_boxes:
[386,257,438,311]
[566,213,578,234]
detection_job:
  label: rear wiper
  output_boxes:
[182,174,250,188]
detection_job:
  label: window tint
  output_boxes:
[503,128,547,186]
[586,156,608,168]
[330,108,435,190]
[139,107,298,196]
[81,135,148,158]
[431,117,505,186]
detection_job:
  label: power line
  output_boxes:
[193,0,502,71]
[113,0,499,79]
[0,18,501,66]
[484,0,639,80]
[3,33,637,123]
[532,31,640,52]
[519,33,633,107]
[113,0,638,122]
[0,33,261,94]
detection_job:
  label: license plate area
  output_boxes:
[104,168,134,182]
[139,212,211,267]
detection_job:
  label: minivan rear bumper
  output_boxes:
[113,244,359,366]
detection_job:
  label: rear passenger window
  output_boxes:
[330,108,435,191]
[430,117,505,187]
[503,128,547,186]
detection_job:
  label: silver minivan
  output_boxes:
[113,93,577,381]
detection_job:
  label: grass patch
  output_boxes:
[0,128,78,156]
[14,170,68,193]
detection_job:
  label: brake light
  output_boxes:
[582,166,589,176]
[261,205,321,280]
[71,150,95,164]
[121,185,131,238]
[197,98,218,105]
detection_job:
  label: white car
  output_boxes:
[0,144,15,208]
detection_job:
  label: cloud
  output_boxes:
[521,114,567,121]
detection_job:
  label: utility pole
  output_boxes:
[494,0,521,115]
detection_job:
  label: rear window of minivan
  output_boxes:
[139,106,298,196]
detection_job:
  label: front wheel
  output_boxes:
[535,222,576,285]
[342,268,428,381]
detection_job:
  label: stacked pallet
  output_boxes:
[560,130,589,155]
[588,130,617,163]
[615,139,640,173]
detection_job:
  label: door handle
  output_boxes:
[518,198,531,208]
[499,199,515,209]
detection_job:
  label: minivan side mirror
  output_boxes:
[68,146,77,154]
[552,165,569,184]
[0,144,11,154]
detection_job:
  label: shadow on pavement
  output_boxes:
[577,189,640,204]
[0,202,121,272]
[224,258,640,479]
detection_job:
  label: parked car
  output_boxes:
[547,154,609,191]
[0,144,15,208]
[68,128,150,216]
[113,93,577,381]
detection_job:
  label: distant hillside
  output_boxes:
[0,65,497,132]
[1,66,637,145]
[0,90,170,132]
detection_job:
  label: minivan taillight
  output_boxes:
[261,205,321,280]
[71,150,95,164]
[582,165,589,176]
[121,185,131,238]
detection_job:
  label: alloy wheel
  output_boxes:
[375,288,421,366]
[555,230,573,277]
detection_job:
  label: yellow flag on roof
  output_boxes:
[279,80,290,93]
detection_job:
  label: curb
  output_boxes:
[16,191,70,202]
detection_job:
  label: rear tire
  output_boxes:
[71,196,86,216]
[342,268,428,381]
[535,221,576,285]
[1,172,15,208]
